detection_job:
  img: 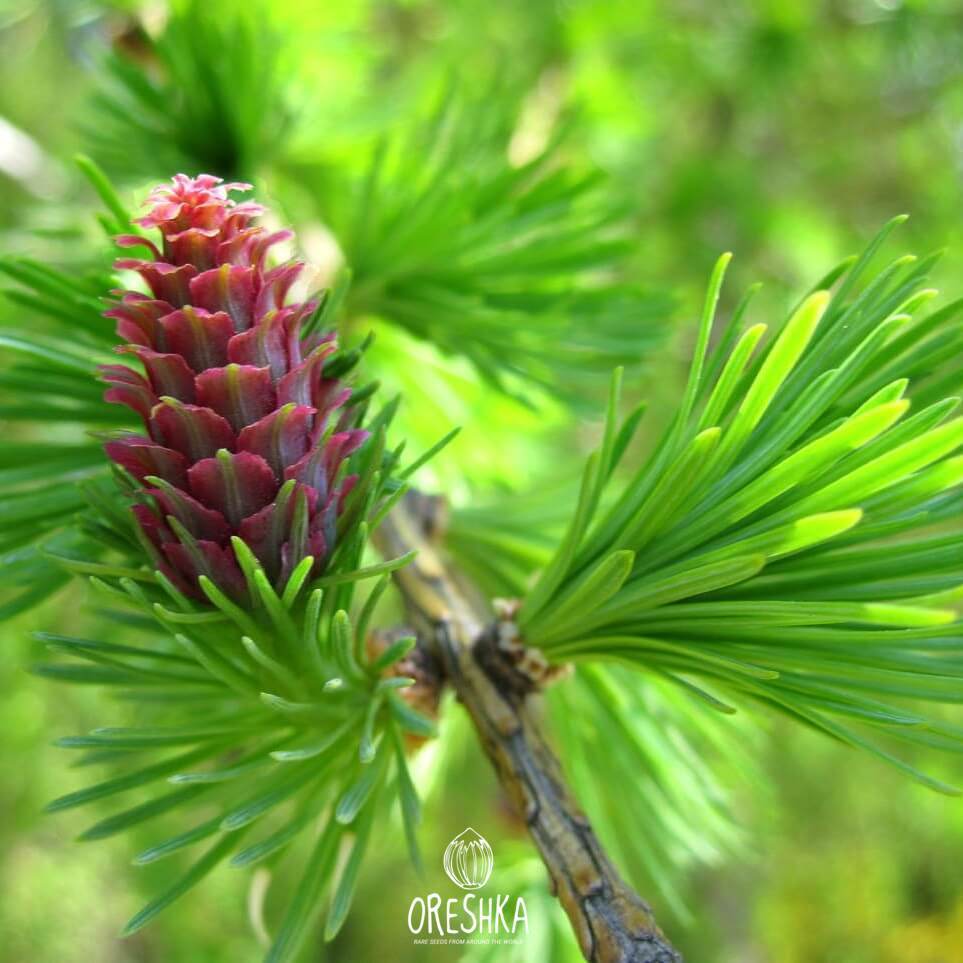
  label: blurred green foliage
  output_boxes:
[1,0,962,961]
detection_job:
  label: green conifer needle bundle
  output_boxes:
[520,223,963,795]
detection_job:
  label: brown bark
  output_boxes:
[375,491,682,963]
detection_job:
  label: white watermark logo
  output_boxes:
[443,827,494,890]
[406,827,528,947]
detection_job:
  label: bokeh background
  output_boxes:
[2,1,963,961]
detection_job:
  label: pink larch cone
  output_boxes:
[101,174,367,601]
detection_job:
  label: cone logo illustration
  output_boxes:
[443,827,494,890]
